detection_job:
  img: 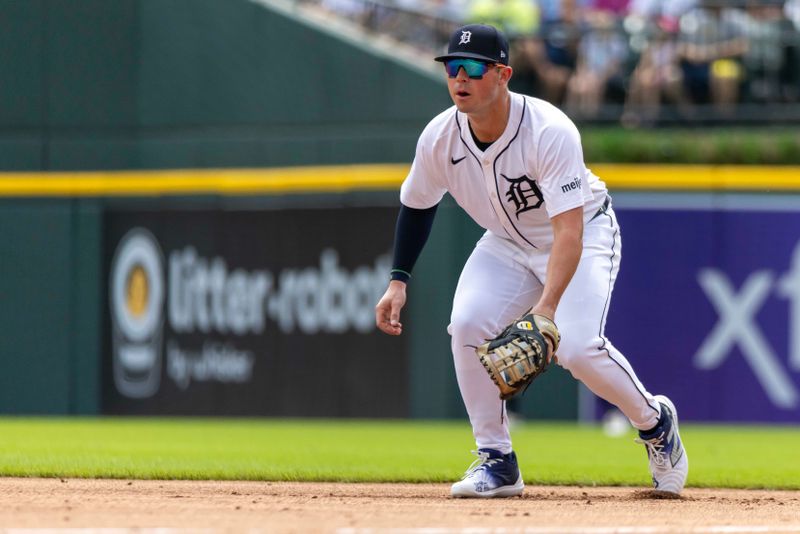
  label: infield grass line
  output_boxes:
[0,418,798,489]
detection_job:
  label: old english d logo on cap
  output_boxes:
[434,24,510,65]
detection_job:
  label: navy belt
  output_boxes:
[590,196,611,222]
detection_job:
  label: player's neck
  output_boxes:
[467,91,511,144]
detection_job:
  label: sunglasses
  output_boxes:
[443,59,496,79]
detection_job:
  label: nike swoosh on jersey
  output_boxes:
[451,156,467,165]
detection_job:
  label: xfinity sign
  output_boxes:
[695,239,800,410]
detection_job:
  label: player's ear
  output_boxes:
[499,65,513,85]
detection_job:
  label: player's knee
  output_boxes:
[554,333,603,371]
[448,311,495,345]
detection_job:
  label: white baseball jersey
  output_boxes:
[400,92,608,249]
[400,91,663,456]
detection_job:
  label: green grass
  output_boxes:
[0,418,798,489]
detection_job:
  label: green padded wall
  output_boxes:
[0,0,450,171]
[0,199,101,414]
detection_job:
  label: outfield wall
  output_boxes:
[0,0,448,171]
[606,193,800,423]
[1,165,799,423]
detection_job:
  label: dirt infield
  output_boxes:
[0,478,799,532]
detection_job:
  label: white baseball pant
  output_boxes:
[447,207,661,453]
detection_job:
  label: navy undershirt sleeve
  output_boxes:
[390,203,439,283]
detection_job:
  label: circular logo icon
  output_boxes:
[109,228,165,398]
[110,228,164,344]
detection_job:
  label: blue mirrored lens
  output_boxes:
[444,59,491,79]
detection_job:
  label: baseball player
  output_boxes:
[375,23,688,498]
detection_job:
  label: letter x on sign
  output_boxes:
[695,268,798,409]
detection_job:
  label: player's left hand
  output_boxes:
[530,304,555,321]
[375,280,407,335]
[529,305,556,362]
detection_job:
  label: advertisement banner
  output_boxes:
[605,195,800,423]
[103,207,406,417]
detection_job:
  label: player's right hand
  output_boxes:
[375,280,407,335]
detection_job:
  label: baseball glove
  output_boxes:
[476,313,560,400]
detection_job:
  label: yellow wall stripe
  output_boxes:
[0,164,799,196]
[0,165,406,196]
[591,164,800,191]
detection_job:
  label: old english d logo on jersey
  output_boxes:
[502,174,543,219]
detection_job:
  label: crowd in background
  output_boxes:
[314,0,800,125]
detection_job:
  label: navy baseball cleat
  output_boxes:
[450,448,524,498]
[636,395,689,494]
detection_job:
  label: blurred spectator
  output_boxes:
[586,0,631,16]
[311,0,800,124]
[629,0,697,20]
[515,0,584,105]
[624,0,696,58]
[733,1,791,103]
[565,10,629,118]
[622,19,690,126]
[676,5,749,117]
[395,0,451,53]
[783,0,800,101]
[468,0,540,37]
[786,0,800,31]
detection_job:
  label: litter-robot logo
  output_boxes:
[110,228,165,398]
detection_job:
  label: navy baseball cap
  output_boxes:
[434,24,509,65]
